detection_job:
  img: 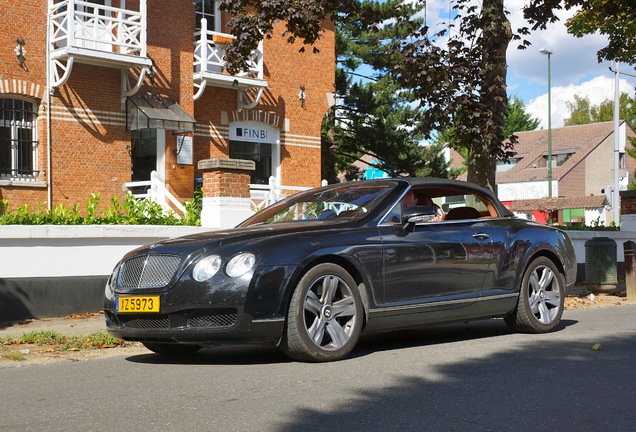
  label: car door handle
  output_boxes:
[472,232,490,241]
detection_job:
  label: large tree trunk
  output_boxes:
[466,0,512,192]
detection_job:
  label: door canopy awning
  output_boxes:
[127,95,196,133]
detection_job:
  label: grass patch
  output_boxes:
[2,330,127,350]
[20,330,65,345]
[63,332,125,350]
[2,353,26,361]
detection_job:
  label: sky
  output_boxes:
[414,0,636,129]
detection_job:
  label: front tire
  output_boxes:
[283,263,363,362]
[505,256,565,333]
[142,342,202,355]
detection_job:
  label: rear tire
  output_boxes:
[283,263,363,362]
[142,342,202,355]
[505,256,565,333]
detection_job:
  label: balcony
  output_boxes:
[48,0,152,94]
[193,18,267,107]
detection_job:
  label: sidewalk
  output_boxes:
[0,312,107,339]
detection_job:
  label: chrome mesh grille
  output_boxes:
[119,315,171,329]
[118,254,181,289]
[115,310,238,330]
[188,312,238,328]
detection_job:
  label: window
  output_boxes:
[82,0,107,16]
[380,189,493,225]
[0,98,38,178]
[496,158,520,172]
[535,153,572,168]
[229,141,272,184]
[195,0,219,32]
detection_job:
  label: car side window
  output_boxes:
[380,189,498,225]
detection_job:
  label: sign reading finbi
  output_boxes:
[230,122,279,144]
[236,127,268,140]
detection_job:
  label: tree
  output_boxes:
[218,0,356,74]
[524,0,636,64]
[391,0,518,191]
[218,1,635,190]
[563,94,595,125]
[442,95,538,173]
[322,0,452,182]
[505,95,541,136]
[564,93,636,126]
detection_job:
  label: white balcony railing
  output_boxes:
[194,23,263,79]
[193,18,266,102]
[49,0,147,58]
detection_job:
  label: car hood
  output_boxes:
[123,219,357,258]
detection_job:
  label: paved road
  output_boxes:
[2,305,636,432]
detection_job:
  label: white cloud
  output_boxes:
[503,0,636,129]
[526,75,632,129]
[505,0,611,88]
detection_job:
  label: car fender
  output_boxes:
[514,230,575,293]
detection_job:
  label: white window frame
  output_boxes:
[195,0,221,32]
[0,97,39,180]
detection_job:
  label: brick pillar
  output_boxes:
[198,159,255,228]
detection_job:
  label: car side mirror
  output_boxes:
[401,205,438,228]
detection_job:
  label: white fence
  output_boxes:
[123,171,186,218]
[249,177,317,211]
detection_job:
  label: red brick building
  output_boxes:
[0,0,333,220]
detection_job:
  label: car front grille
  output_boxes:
[107,309,239,330]
[118,254,181,289]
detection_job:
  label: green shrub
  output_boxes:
[0,193,200,226]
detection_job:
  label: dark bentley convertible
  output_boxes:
[104,178,576,362]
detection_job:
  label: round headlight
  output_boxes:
[192,255,222,282]
[226,253,256,278]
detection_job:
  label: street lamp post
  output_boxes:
[539,48,553,198]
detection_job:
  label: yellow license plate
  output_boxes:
[116,296,160,313]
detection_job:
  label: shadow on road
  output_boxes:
[120,315,636,431]
[124,318,578,365]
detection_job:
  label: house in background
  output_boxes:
[1,0,333,226]
[494,121,636,226]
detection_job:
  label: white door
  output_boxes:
[75,0,113,51]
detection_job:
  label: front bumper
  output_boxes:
[105,308,285,345]
[104,263,295,345]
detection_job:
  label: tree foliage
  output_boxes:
[218,0,636,190]
[218,0,356,74]
[391,0,518,191]
[505,95,541,136]
[564,92,636,126]
[322,0,452,182]
[523,0,636,64]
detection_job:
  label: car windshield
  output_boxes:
[241,183,395,226]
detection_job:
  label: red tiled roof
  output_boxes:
[509,195,608,211]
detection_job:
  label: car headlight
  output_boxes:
[105,264,120,296]
[226,253,256,277]
[192,255,222,281]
